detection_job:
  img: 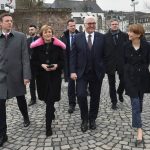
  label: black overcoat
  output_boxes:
[124,40,150,97]
[32,40,64,101]
[104,30,128,74]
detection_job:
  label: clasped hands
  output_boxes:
[41,64,58,71]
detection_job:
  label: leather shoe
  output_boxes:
[89,120,96,130]
[68,106,75,114]
[28,100,36,106]
[118,94,124,102]
[111,104,118,110]
[81,120,88,132]
[0,134,8,147]
[24,118,30,127]
[46,128,53,137]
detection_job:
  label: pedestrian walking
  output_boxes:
[70,16,105,132]
[27,25,39,106]
[60,19,80,114]
[104,18,128,110]
[124,24,150,147]
[30,25,65,137]
[0,13,31,147]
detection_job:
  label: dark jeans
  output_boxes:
[68,78,76,107]
[131,92,143,128]
[107,73,124,105]
[0,95,29,137]
[76,71,103,121]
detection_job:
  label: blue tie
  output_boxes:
[70,34,75,49]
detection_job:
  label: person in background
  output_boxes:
[124,24,150,147]
[31,25,65,137]
[70,16,105,132]
[60,19,79,114]
[0,13,31,147]
[104,18,128,110]
[27,25,39,106]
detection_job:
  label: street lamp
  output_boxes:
[5,4,14,13]
[130,0,139,24]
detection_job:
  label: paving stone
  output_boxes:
[1,78,150,150]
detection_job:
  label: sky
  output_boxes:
[44,0,150,12]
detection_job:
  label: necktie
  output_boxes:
[70,34,75,49]
[5,33,8,39]
[88,34,92,50]
[113,34,118,45]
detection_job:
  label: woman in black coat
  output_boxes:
[31,25,65,137]
[124,24,150,147]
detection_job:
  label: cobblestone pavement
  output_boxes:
[1,76,150,150]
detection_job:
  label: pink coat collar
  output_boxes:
[30,37,66,50]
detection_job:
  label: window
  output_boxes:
[1,4,4,10]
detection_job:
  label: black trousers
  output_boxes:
[76,72,103,121]
[68,78,76,107]
[29,67,37,101]
[0,95,29,137]
[107,73,124,105]
[45,100,55,131]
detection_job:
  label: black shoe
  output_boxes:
[89,120,96,130]
[68,106,75,114]
[46,128,53,137]
[111,104,118,110]
[24,118,30,127]
[0,134,8,147]
[28,100,36,106]
[81,120,88,132]
[118,94,124,102]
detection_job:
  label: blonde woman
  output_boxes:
[31,25,65,136]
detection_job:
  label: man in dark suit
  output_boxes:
[27,25,39,106]
[70,16,105,132]
[0,13,31,146]
[60,19,79,114]
[104,18,128,110]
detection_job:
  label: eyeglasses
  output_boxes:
[85,22,96,25]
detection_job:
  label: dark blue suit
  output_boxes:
[70,32,105,121]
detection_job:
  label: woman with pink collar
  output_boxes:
[31,25,65,137]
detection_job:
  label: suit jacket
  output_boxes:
[70,31,105,79]
[60,29,79,80]
[0,30,31,99]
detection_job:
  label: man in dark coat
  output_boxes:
[60,19,79,114]
[104,18,128,110]
[70,16,105,132]
[27,25,39,106]
[0,13,31,147]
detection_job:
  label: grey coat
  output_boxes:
[0,30,31,99]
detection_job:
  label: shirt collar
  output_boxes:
[85,31,94,38]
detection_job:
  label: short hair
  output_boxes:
[67,19,75,25]
[39,25,53,36]
[128,24,145,38]
[84,16,96,24]
[0,13,12,22]
[29,24,37,29]
[110,18,119,23]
